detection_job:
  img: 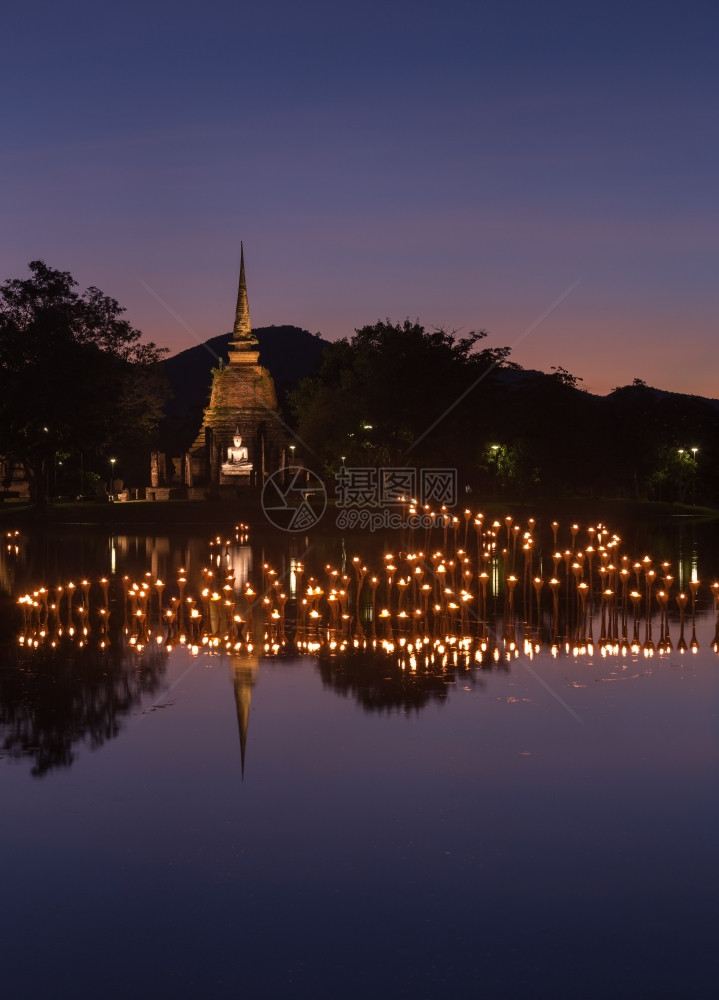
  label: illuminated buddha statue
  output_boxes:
[222,430,252,474]
[228,432,248,464]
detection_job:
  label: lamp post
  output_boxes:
[108,458,116,496]
[677,447,699,504]
[287,444,296,487]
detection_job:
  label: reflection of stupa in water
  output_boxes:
[230,652,259,777]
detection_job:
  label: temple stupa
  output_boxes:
[189,245,287,487]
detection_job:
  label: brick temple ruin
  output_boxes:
[149,246,289,499]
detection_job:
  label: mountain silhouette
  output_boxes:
[159,325,328,453]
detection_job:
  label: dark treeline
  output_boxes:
[0,261,168,504]
[0,637,167,777]
[289,321,718,506]
[2,261,716,509]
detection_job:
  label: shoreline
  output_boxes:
[1,495,717,531]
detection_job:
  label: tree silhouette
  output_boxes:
[0,261,168,502]
[0,637,167,777]
[289,319,515,477]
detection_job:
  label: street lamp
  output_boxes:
[678,447,699,504]
[108,458,116,495]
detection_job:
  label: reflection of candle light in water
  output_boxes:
[10,511,719,674]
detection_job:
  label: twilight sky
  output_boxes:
[2,0,717,397]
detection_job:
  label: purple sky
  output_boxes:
[2,0,717,397]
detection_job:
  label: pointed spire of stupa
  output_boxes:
[228,243,259,361]
[233,242,252,340]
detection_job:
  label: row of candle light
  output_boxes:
[8,515,719,659]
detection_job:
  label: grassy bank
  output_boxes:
[0,495,717,532]
[0,497,266,528]
[472,496,719,525]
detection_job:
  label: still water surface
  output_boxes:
[1,519,718,999]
